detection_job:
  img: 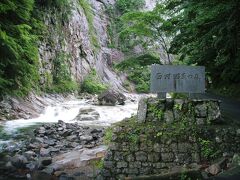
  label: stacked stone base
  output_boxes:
[100,98,240,179]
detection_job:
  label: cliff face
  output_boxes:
[38,0,125,91]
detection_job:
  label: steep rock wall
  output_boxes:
[38,0,125,91]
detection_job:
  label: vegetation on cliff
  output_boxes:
[81,70,107,94]
[115,54,159,93]
[0,0,39,96]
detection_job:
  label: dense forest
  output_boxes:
[0,0,240,97]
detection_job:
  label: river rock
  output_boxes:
[49,146,107,172]
[205,163,221,175]
[80,135,93,142]
[40,148,50,157]
[40,157,52,166]
[73,107,100,121]
[11,154,28,168]
[24,151,36,160]
[98,90,126,106]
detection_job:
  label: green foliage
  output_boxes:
[0,0,40,96]
[79,0,99,48]
[165,0,240,88]
[115,0,145,15]
[119,4,172,62]
[115,53,160,70]
[198,138,219,159]
[105,0,145,51]
[148,104,164,120]
[115,54,159,93]
[35,0,72,20]
[81,70,107,94]
[47,52,78,93]
[103,127,113,145]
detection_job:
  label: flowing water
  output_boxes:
[0,94,141,153]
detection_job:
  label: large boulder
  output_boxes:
[73,107,100,121]
[98,90,126,106]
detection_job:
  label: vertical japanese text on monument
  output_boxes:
[150,65,205,93]
[156,73,201,80]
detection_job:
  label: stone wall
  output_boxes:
[137,98,221,124]
[99,98,240,179]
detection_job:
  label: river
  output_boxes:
[0,93,141,153]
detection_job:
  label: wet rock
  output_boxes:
[45,139,56,146]
[195,103,207,117]
[80,135,93,142]
[208,101,221,123]
[40,148,50,157]
[50,146,107,174]
[37,127,46,135]
[31,171,57,180]
[205,163,221,175]
[24,151,36,160]
[26,161,39,171]
[41,157,52,166]
[11,154,28,168]
[164,110,174,123]
[73,108,100,121]
[98,90,126,106]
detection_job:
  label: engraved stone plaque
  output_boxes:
[150,65,205,93]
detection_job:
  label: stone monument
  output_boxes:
[150,64,205,98]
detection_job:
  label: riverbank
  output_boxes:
[0,92,140,179]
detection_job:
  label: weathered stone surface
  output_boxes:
[98,90,126,106]
[100,98,240,179]
[161,153,175,162]
[195,103,207,117]
[40,148,50,157]
[208,101,221,123]
[116,161,128,168]
[40,157,52,166]
[11,155,28,168]
[164,110,174,123]
[205,164,221,175]
[148,153,160,162]
[137,98,147,123]
[74,108,100,121]
[129,162,141,169]
[135,151,148,162]
[150,65,205,93]
[153,143,161,153]
[196,118,205,125]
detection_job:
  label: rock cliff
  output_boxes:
[38,0,125,91]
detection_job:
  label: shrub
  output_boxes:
[81,70,107,94]
[115,53,160,93]
[46,52,79,93]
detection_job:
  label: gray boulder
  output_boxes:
[11,154,28,168]
[73,107,100,121]
[98,90,126,106]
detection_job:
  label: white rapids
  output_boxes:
[2,93,141,133]
[0,94,143,152]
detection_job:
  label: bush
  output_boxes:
[81,70,107,94]
[46,52,79,93]
[115,54,160,93]
[115,0,145,14]
[0,0,40,97]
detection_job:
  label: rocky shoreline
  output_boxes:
[0,120,106,180]
[0,93,78,121]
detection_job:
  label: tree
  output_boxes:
[165,0,240,87]
[0,0,39,96]
[119,4,172,64]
